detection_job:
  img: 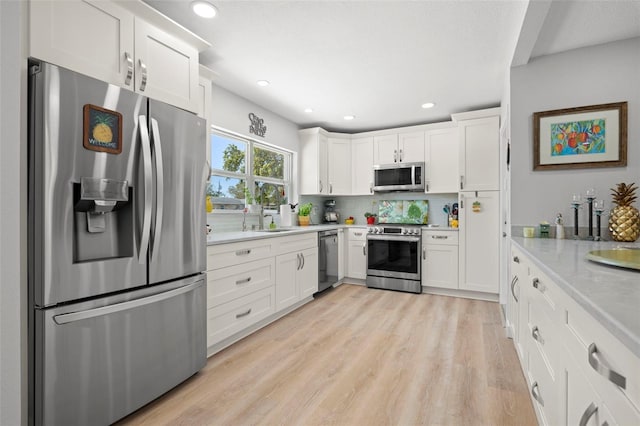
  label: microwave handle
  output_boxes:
[411,165,416,186]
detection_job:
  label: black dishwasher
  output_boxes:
[318,230,339,292]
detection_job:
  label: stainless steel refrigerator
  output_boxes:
[28,61,208,425]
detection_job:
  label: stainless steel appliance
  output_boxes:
[323,199,339,223]
[366,225,422,293]
[28,61,207,425]
[373,162,425,192]
[318,230,339,292]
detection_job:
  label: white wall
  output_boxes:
[211,84,300,153]
[511,37,640,227]
[0,1,28,424]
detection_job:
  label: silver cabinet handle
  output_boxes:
[531,382,544,406]
[369,182,373,194]
[532,277,545,292]
[54,279,202,324]
[532,326,544,344]
[579,402,598,426]
[206,160,212,181]
[301,253,305,269]
[124,52,133,86]
[296,253,301,270]
[399,148,403,162]
[139,59,147,91]
[150,118,164,263]
[138,115,152,264]
[422,247,426,260]
[235,277,251,285]
[354,232,363,236]
[235,249,252,256]
[513,256,520,263]
[236,309,251,318]
[363,244,366,256]
[432,235,448,239]
[329,183,333,194]
[426,183,429,192]
[511,276,519,302]
[460,175,464,190]
[588,343,627,389]
[319,180,323,193]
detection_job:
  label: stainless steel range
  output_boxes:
[366,224,422,293]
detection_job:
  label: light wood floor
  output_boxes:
[118,284,537,426]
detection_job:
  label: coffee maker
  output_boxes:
[323,199,339,223]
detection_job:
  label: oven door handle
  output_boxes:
[366,235,421,243]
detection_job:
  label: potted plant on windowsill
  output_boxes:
[298,202,313,226]
[365,212,377,225]
[244,186,261,214]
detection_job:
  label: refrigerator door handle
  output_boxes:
[53,280,203,325]
[150,118,165,263]
[139,115,153,264]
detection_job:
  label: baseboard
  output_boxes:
[421,286,499,302]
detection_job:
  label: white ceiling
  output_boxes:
[143,0,640,133]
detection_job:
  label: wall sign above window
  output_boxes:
[249,113,267,137]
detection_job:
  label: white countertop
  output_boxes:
[511,237,640,357]
[207,224,359,245]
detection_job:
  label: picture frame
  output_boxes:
[533,101,627,170]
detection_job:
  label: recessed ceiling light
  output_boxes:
[304,108,313,113]
[343,115,355,120]
[191,1,218,18]
[421,102,436,109]
[256,80,270,87]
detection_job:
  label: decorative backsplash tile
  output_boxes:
[378,200,429,224]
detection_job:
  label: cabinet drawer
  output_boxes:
[526,266,559,316]
[528,298,560,378]
[423,230,459,245]
[208,258,274,308]
[207,239,273,270]
[564,295,640,412]
[348,228,367,241]
[207,287,275,347]
[527,342,560,426]
[273,232,317,255]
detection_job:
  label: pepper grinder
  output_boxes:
[555,213,565,239]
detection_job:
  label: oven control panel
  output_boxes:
[367,226,422,236]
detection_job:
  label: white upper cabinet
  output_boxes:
[351,137,374,195]
[30,0,134,88]
[398,131,425,163]
[425,126,459,193]
[29,0,207,113]
[373,132,424,164]
[327,137,352,195]
[133,18,199,112]
[299,128,329,195]
[458,115,500,191]
[373,134,398,164]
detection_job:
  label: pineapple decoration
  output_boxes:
[92,113,114,144]
[609,182,639,242]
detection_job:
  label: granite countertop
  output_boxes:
[207,224,361,245]
[511,237,640,357]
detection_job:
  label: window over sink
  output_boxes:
[208,130,291,212]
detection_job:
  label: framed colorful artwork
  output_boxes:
[533,101,627,170]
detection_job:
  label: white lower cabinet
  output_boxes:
[421,230,458,290]
[206,232,318,352]
[510,244,640,426]
[346,228,367,280]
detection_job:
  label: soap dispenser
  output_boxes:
[269,216,276,230]
[555,213,565,239]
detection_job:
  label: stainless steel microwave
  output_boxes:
[373,162,425,192]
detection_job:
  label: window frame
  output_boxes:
[209,127,292,213]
